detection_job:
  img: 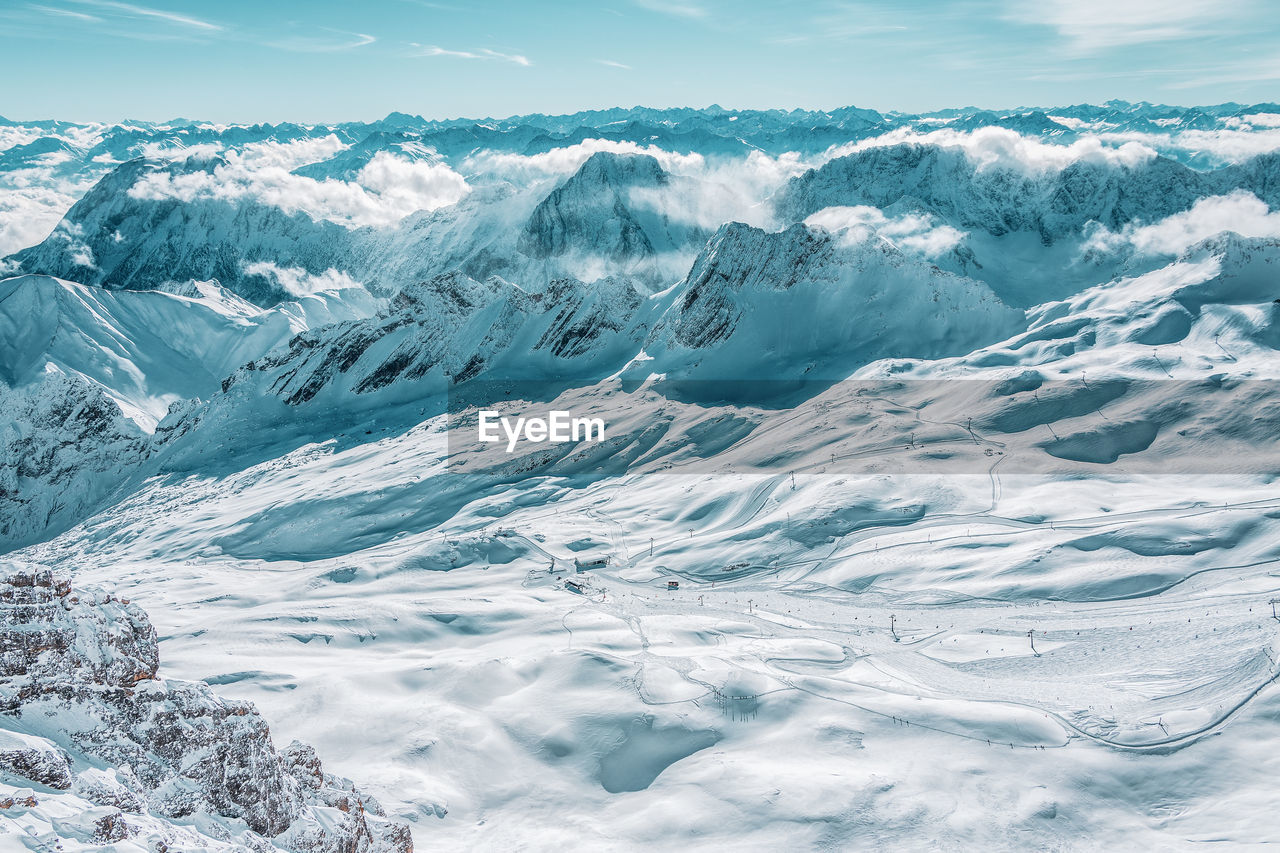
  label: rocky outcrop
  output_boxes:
[0,563,413,853]
[0,729,73,789]
[219,270,649,407]
[0,274,383,552]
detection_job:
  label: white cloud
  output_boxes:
[1224,113,1280,129]
[825,126,1158,173]
[267,29,375,52]
[1008,0,1235,53]
[632,0,707,19]
[465,140,816,229]
[1096,126,1280,165]
[596,59,632,70]
[241,261,363,296]
[0,166,101,256]
[805,205,967,258]
[355,150,472,217]
[1170,128,1280,163]
[0,183,84,255]
[463,138,815,191]
[1084,191,1280,256]
[135,134,347,170]
[136,140,223,161]
[412,44,531,66]
[67,0,222,31]
[0,126,49,154]
[126,147,470,228]
[31,4,103,23]
[0,124,117,255]
[237,134,349,169]
[58,124,108,149]
[480,48,530,66]
[1245,114,1280,128]
[34,221,97,268]
[713,149,812,204]
[463,138,707,182]
[69,244,95,267]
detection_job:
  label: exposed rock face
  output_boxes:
[0,372,149,550]
[0,562,413,853]
[0,274,381,553]
[219,270,649,407]
[7,156,358,306]
[515,150,731,290]
[519,151,673,261]
[634,222,1023,380]
[0,729,73,789]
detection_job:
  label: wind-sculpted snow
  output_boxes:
[865,233,1280,380]
[0,274,379,427]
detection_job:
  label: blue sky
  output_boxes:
[1,0,1277,122]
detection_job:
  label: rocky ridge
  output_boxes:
[0,563,413,852]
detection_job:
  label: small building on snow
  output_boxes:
[574,555,610,572]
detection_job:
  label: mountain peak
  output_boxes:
[574,150,668,186]
[517,151,673,264]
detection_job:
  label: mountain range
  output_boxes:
[4,102,1280,850]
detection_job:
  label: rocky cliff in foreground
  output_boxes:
[0,562,412,852]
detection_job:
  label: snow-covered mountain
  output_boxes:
[634,221,1021,380]
[867,232,1280,380]
[517,151,728,286]
[6,102,1280,850]
[222,269,648,410]
[0,274,378,547]
[777,145,1229,241]
[8,157,363,305]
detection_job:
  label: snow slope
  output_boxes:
[0,274,378,428]
[0,274,378,548]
